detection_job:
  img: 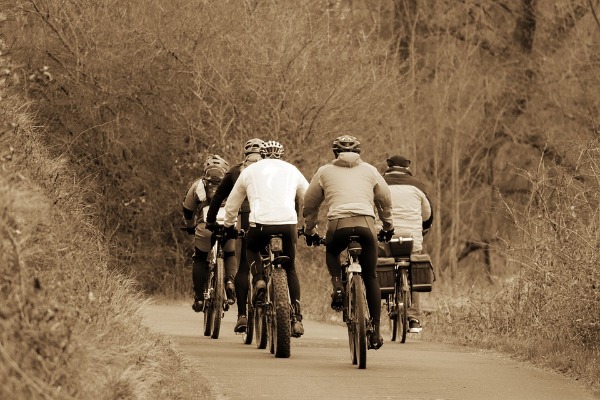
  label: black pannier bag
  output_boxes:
[410,253,435,292]
[376,258,396,296]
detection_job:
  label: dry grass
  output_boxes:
[0,48,206,400]
[425,140,600,394]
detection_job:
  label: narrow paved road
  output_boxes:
[143,301,597,400]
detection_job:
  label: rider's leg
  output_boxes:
[191,248,209,311]
[356,219,383,348]
[234,236,250,332]
[325,220,350,310]
[280,224,304,336]
[407,292,423,332]
[222,235,238,304]
[245,226,267,303]
[191,228,212,311]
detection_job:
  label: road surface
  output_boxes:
[143,301,597,400]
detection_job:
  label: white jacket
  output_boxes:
[223,158,309,227]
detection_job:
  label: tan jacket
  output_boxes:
[303,152,393,234]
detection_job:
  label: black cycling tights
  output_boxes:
[245,224,300,305]
[325,216,381,324]
[235,212,250,314]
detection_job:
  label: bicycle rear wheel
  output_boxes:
[210,256,225,339]
[399,269,409,344]
[388,295,397,342]
[254,305,268,349]
[271,268,291,358]
[243,274,254,345]
[203,271,213,337]
[203,304,212,337]
[350,275,368,369]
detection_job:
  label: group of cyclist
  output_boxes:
[181,135,433,349]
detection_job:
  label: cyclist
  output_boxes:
[221,140,309,337]
[205,138,264,333]
[182,154,237,312]
[302,135,394,349]
[381,155,433,333]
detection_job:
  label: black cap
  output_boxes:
[386,155,411,167]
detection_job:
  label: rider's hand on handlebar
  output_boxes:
[305,232,322,247]
[205,221,220,232]
[222,225,238,242]
[377,228,394,243]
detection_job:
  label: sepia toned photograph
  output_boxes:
[1,0,598,399]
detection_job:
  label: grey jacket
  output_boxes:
[303,152,393,234]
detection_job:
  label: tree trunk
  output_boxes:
[392,0,417,61]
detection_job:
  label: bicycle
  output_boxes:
[182,224,243,339]
[377,237,413,344]
[252,234,296,358]
[300,229,374,369]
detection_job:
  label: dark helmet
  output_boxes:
[244,138,264,155]
[260,140,284,159]
[332,135,361,156]
[203,154,229,183]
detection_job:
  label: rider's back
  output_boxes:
[305,152,390,221]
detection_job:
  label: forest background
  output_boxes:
[1,0,599,398]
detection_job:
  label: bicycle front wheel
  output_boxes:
[271,268,291,358]
[349,275,368,369]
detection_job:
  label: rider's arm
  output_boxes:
[294,170,310,221]
[182,180,201,228]
[302,167,325,235]
[422,192,433,231]
[223,171,247,228]
[206,168,236,224]
[373,173,394,231]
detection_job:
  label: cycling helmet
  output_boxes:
[203,154,229,183]
[244,138,264,155]
[332,135,361,156]
[260,140,284,159]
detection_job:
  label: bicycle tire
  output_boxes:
[399,269,409,343]
[210,256,225,339]
[350,275,368,369]
[203,304,212,337]
[388,294,398,342]
[254,305,268,349]
[271,268,291,358]
[203,266,214,337]
[243,274,254,345]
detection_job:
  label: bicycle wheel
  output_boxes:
[210,254,225,339]
[243,274,254,345]
[270,268,291,358]
[399,269,409,344]
[350,275,368,369]
[203,303,212,337]
[388,294,398,342]
[254,304,268,349]
[203,270,213,337]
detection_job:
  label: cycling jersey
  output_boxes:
[223,158,309,227]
